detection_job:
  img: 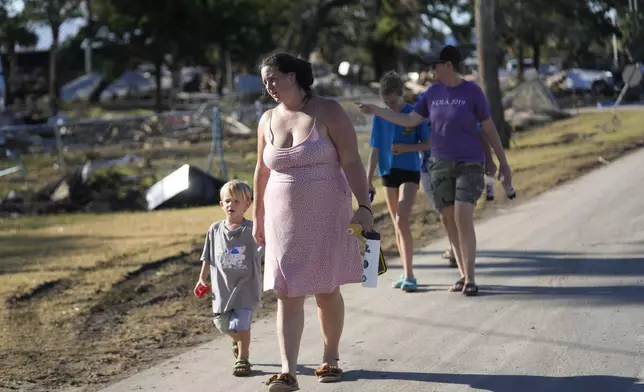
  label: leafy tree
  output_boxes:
[93,0,201,109]
[496,0,618,76]
[23,0,80,115]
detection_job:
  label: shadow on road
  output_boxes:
[405,250,644,277]
[476,283,644,305]
[341,370,644,392]
[473,250,644,278]
[386,250,644,305]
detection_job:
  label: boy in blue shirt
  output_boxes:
[366,71,431,292]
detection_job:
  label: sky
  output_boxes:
[8,0,84,50]
[32,20,84,50]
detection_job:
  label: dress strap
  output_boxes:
[307,117,321,142]
[265,108,274,143]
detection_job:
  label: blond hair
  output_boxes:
[379,71,404,96]
[219,179,253,202]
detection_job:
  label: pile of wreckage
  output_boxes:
[0,154,225,217]
[0,103,254,156]
[502,76,570,130]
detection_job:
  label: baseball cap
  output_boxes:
[422,45,462,67]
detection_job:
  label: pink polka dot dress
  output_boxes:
[262,113,362,297]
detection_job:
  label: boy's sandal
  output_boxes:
[233,359,252,377]
[462,282,479,297]
[266,373,299,391]
[232,340,239,358]
[314,364,343,383]
[448,278,465,292]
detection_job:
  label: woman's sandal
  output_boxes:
[266,373,299,391]
[462,282,479,297]
[448,278,465,292]
[314,364,343,383]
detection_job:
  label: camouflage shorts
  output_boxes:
[428,157,485,212]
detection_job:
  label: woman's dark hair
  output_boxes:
[260,53,314,96]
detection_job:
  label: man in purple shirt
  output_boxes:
[356,45,513,296]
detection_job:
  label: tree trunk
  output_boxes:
[281,21,298,52]
[170,60,182,110]
[475,0,510,148]
[216,44,230,96]
[85,0,93,73]
[516,42,525,82]
[532,42,541,72]
[6,46,18,107]
[49,22,60,115]
[225,49,233,93]
[154,56,163,112]
[297,0,358,59]
[298,17,323,59]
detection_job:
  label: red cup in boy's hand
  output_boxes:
[194,282,211,298]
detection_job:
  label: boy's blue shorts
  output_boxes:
[213,308,253,333]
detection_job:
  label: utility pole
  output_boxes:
[475,0,510,148]
[630,0,639,33]
[80,0,92,73]
[610,9,618,69]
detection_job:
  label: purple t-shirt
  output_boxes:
[413,81,491,162]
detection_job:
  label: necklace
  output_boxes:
[281,93,311,114]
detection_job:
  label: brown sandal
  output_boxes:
[462,282,479,297]
[448,278,465,292]
[266,373,299,391]
[315,364,343,383]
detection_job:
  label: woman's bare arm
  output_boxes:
[480,118,508,166]
[481,117,512,185]
[478,130,496,176]
[367,147,379,184]
[253,110,271,219]
[325,100,372,209]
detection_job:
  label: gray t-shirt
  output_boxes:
[200,219,262,314]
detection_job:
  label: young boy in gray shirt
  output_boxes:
[194,180,262,377]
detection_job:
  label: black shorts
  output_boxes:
[381,168,421,188]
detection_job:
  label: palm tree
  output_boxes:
[0,10,38,107]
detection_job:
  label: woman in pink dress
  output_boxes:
[253,53,374,391]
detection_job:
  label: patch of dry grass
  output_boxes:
[1,109,644,391]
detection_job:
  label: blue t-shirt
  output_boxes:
[370,104,430,176]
